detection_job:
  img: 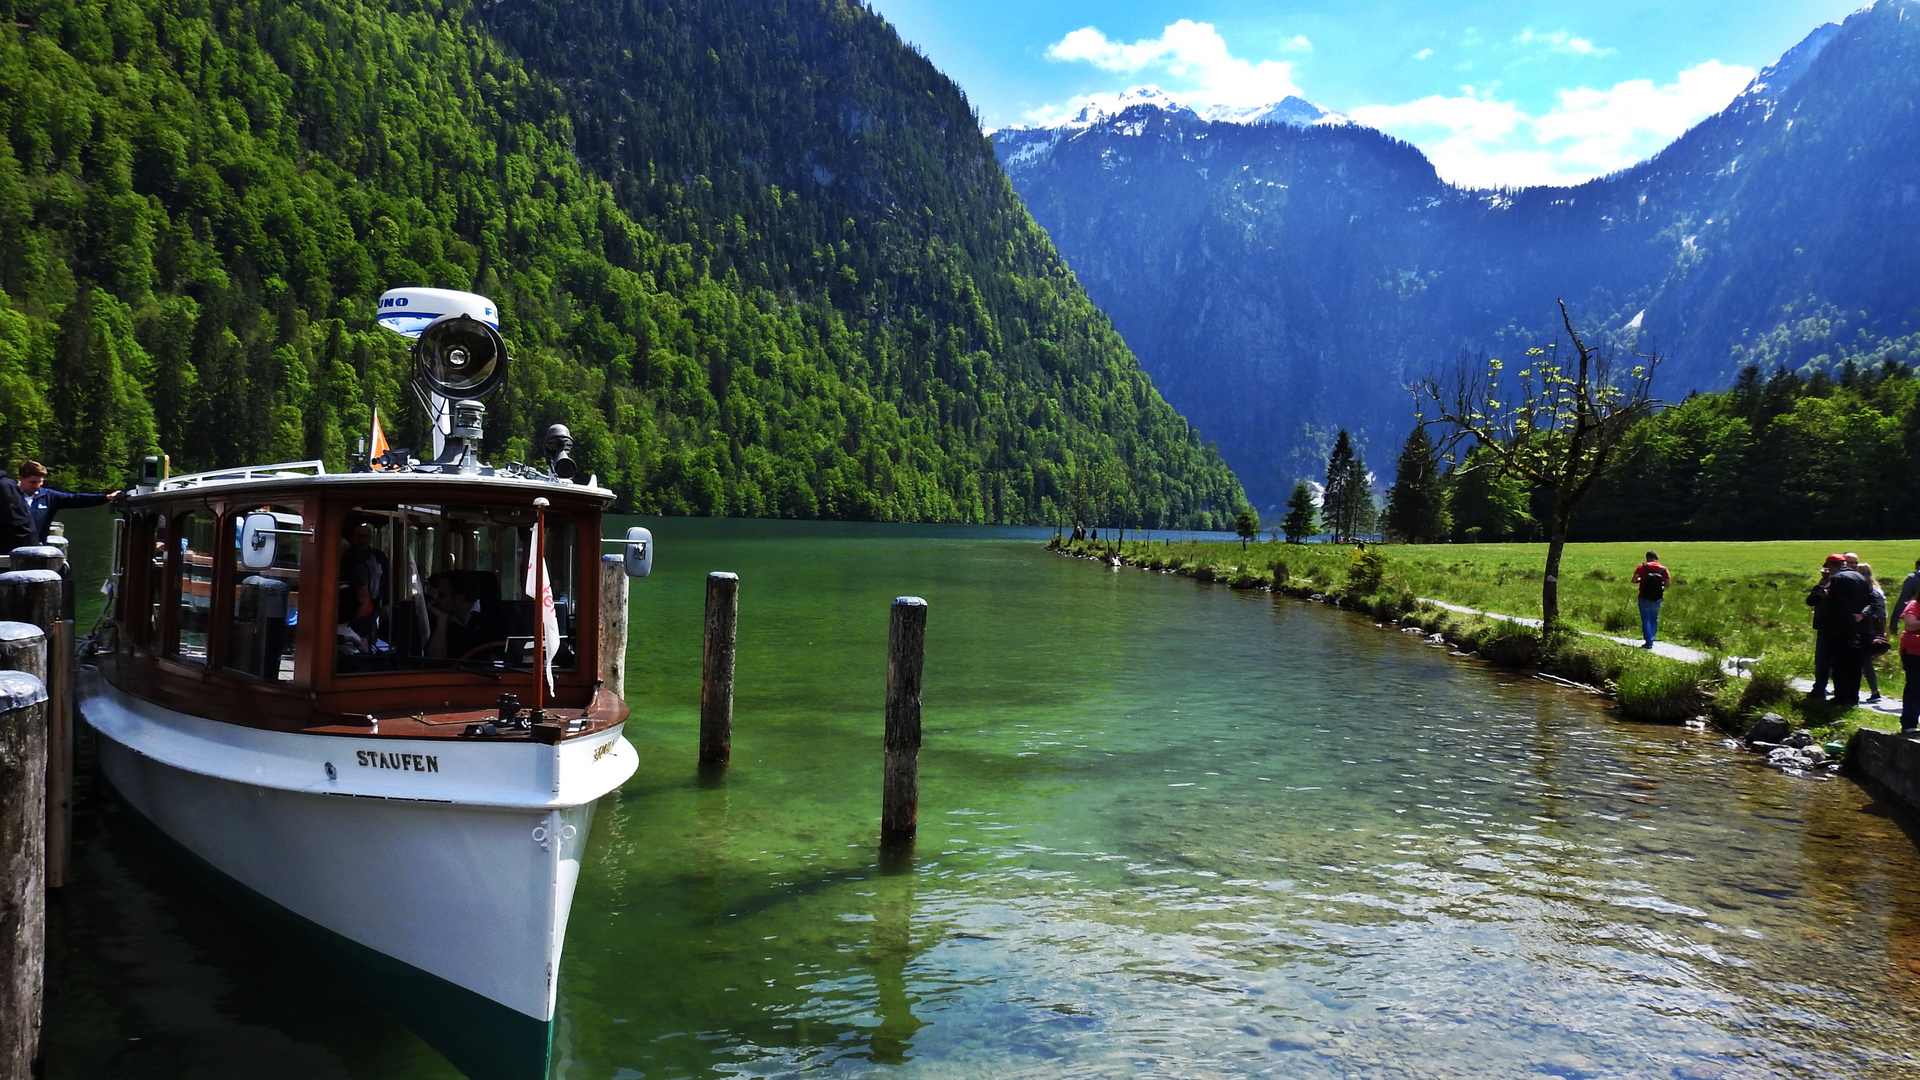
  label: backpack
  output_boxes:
[1638,564,1667,600]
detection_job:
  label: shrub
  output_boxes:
[1478,623,1542,667]
[1229,569,1262,589]
[1348,548,1387,593]
[1617,656,1718,721]
[1737,657,1795,713]
[1269,559,1290,584]
[1601,606,1634,634]
[1545,636,1628,687]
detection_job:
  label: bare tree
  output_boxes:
[1415,300,1659,626]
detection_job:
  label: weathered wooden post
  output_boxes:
[0,570,68,894]
[0,661,48,1080]
[599,555,629,704]
[881,596,928,844]
[9,545,67,621]
[699,572,739,766]
[0,569,60,637]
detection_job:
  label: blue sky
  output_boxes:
[865,0,1870,188]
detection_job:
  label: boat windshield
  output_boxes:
[334,503,579,677]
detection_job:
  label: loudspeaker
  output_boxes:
[416,314,507,401]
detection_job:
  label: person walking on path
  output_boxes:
[16,459,119,543]
[1857,562,1888,703]
[1631,551,1671,649]
[1816,558,1875,706]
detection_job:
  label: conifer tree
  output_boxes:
[1384,425,1449,542]
[1322,430,1375,543]
[1282,482,1317,542]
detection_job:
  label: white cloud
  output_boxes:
[1282,34,1313,52]
[1350,60,1755,188]
[1045,20,1304,109]
[1413,48,1434,60]
[1515,29,1613,56]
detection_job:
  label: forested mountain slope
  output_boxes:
[994,0,1920,510]
[0,0,1243,524]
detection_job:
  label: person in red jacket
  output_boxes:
[1631,551,1671,649]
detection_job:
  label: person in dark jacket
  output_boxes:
[1807,555,1844,698]
[16,460,119,543]
[0,471,33,553]
[1817,559,1875,706]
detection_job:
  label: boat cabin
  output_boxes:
[99,463,627,740]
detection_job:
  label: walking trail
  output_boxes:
[1420,599,1907,719]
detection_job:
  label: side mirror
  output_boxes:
[240,512,279,570]
[623,526,652,579]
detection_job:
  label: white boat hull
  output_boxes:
[78,669,637,1079]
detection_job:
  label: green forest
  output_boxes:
[1380,359,1920,543]
[0,0,1245,525]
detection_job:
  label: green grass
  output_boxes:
[1080,534,1913,734]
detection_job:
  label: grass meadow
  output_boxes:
[1099,533,1919,731]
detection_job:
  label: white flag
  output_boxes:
[524,541,561,694]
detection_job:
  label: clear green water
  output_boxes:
[41,514,1920,1079]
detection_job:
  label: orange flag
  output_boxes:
[369,405,391,469]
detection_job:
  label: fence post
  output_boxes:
[699,572,739,766]
[881,597,928,844]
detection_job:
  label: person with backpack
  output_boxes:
[1631,551,1672,649]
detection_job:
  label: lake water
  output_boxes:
[40,515,1920,1079]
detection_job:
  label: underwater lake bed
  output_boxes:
[42,517,1920,1079]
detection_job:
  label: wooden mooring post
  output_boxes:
[1,566,73,894]
[599,549,629,703]
[881,597,928,844]
[699,572,739,766]
[0,632,49,1080]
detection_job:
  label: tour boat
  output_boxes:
[75,289,651,1080]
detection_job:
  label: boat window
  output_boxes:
[130,513,165,647]
[171,510,217,665]
[335,503,581,678]
[226,505,302,682]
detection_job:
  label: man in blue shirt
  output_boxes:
[15,460,120,543]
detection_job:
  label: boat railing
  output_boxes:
[154,460,329,491]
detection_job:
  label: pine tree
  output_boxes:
[1282,482,1316,542]
[1384,425,1449,542]
[1234,506,1259,549]
[1322,430,1375,543]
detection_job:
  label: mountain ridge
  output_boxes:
[992,1,1920,508]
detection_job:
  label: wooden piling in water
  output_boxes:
[9,546,70,622]
[0,571,70,895]
[0,659,48,1080]
[0,570,60,635]
[881,596,928,843]
[699,572,739,766]
[599,555,629,705]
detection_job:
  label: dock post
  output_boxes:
[0,657,49,1080]
[599,555,629,704]
[9,546,69,622]
[881,597,928,844]
[0,570,67,893]
[0,569,61,637]
[699,572,739,766]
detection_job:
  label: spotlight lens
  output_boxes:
[447,346,471,369]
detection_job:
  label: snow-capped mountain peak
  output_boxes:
[1013,86,1349,134]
